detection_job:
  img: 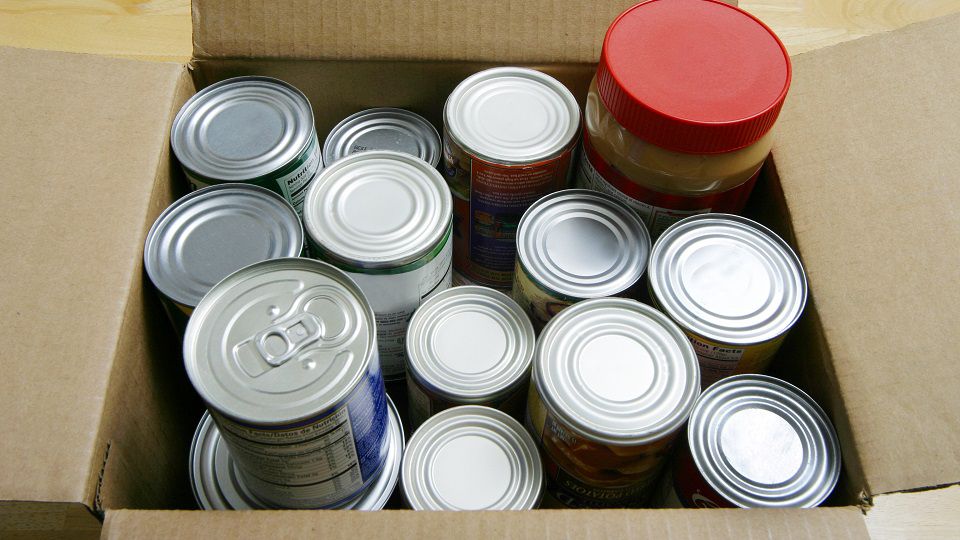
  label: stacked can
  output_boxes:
[323,108,441,167]
[170,76,322,215]
[183,258,390,509]
[512,189,651,331]
[302,150,453,381]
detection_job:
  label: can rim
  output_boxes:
[322,107,441,167]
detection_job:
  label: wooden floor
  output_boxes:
[1,1,958,538]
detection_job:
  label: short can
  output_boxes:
[190,394,405,510]
[443,67,581,289]
[512,189,651,331]
[648,213,808,388]
[528,298,700,508]
[143,184,304,336]
[183,258,390,509]
[170,76,322,214]
[401,405,543,510]
[323,108,441,167]
[303,150,453,381]
[659,374,840,508]
[405,286,535,430]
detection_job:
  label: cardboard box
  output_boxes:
[0,1,957,538]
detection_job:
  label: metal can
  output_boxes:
[528,298,700,508]
[648,214,808,389]
[303,150,453,381]
[170,76,322,214]
[183,258,389,509]
[512,189,651,331]
[143,184,304,335]
[443,67,581,289]
[401,405,543,510]
[451,269,476,287]
[190,394,404,510]
[323,108,441,167]
[405,286,535,430]
[659,374,840,508]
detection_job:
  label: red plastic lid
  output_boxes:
[596,0,791,154]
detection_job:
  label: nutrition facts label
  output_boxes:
[689,336,744,388]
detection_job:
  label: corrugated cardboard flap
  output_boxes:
[771,13,960,497]
[192,0,640,62]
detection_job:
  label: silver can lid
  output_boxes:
[190,395,404,510]
[171,76,316,182]
[534,298,700,446]
[444,67,580,164]
[303,150,452,268]
[323,108,441,167]
[183,258,375,425]
[517,189,651,299]
[402,405,543,510]
[687,374,841,508]
[406,286,535,402]
[144,184,303,308]
[649,214,808,345]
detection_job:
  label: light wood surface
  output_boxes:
[1,1,958,539]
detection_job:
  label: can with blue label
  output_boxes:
[183,257,389,509]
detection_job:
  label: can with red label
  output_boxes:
[443,67,581,289]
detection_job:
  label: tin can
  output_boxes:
[528,298,700,508]
[143,184,304,336]
[405,286,535,430]
[183,258,389,509]
[190,394,404,510]
[401,405,543,510]
[659,374,840,508]
[303,150,453,381]
[512,189,651,331]
[170,76,322,214]
[323,108,441,167]
[648,214,808,389]
[443,67,581,289]
[451,269,476,287]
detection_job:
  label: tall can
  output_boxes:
[170,76,322,214]
[649,214,807,388]
[183,258,389,509]
[528,298,700,508]
[659,375,840,508]
[323,108,441,167]
[512,189,651,331]
[405,286,535,430]
[443,67,581,289]
[303,150,453,381]
[143,184,304,336]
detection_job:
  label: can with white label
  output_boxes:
[648,214,807,389]
[190,394,404,510]
[303,150,453,381]
[443,67,581,289]
[402,406,543,510]
[405,286,535,430]
[143,184,304,335]
[512,189,651,331]
[659,374,840,508]
[528,298,700,508]
[170,76,322,214]
[323,108,441,167]
[183,258,389,509]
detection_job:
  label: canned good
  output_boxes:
[303,150,453,381]
[451,269,476,287]
[512,189,651,331]
[405,286,535,429]
[170,76,322,214]
[660,375,840,508]
[190,394,404,510]
[323,108,441,167]
[648,214,807,388]
[402,405,543,510]
[183,258,389,509]
[443,67,581,289]
[528,298,700,508]
[143,184,304,335]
